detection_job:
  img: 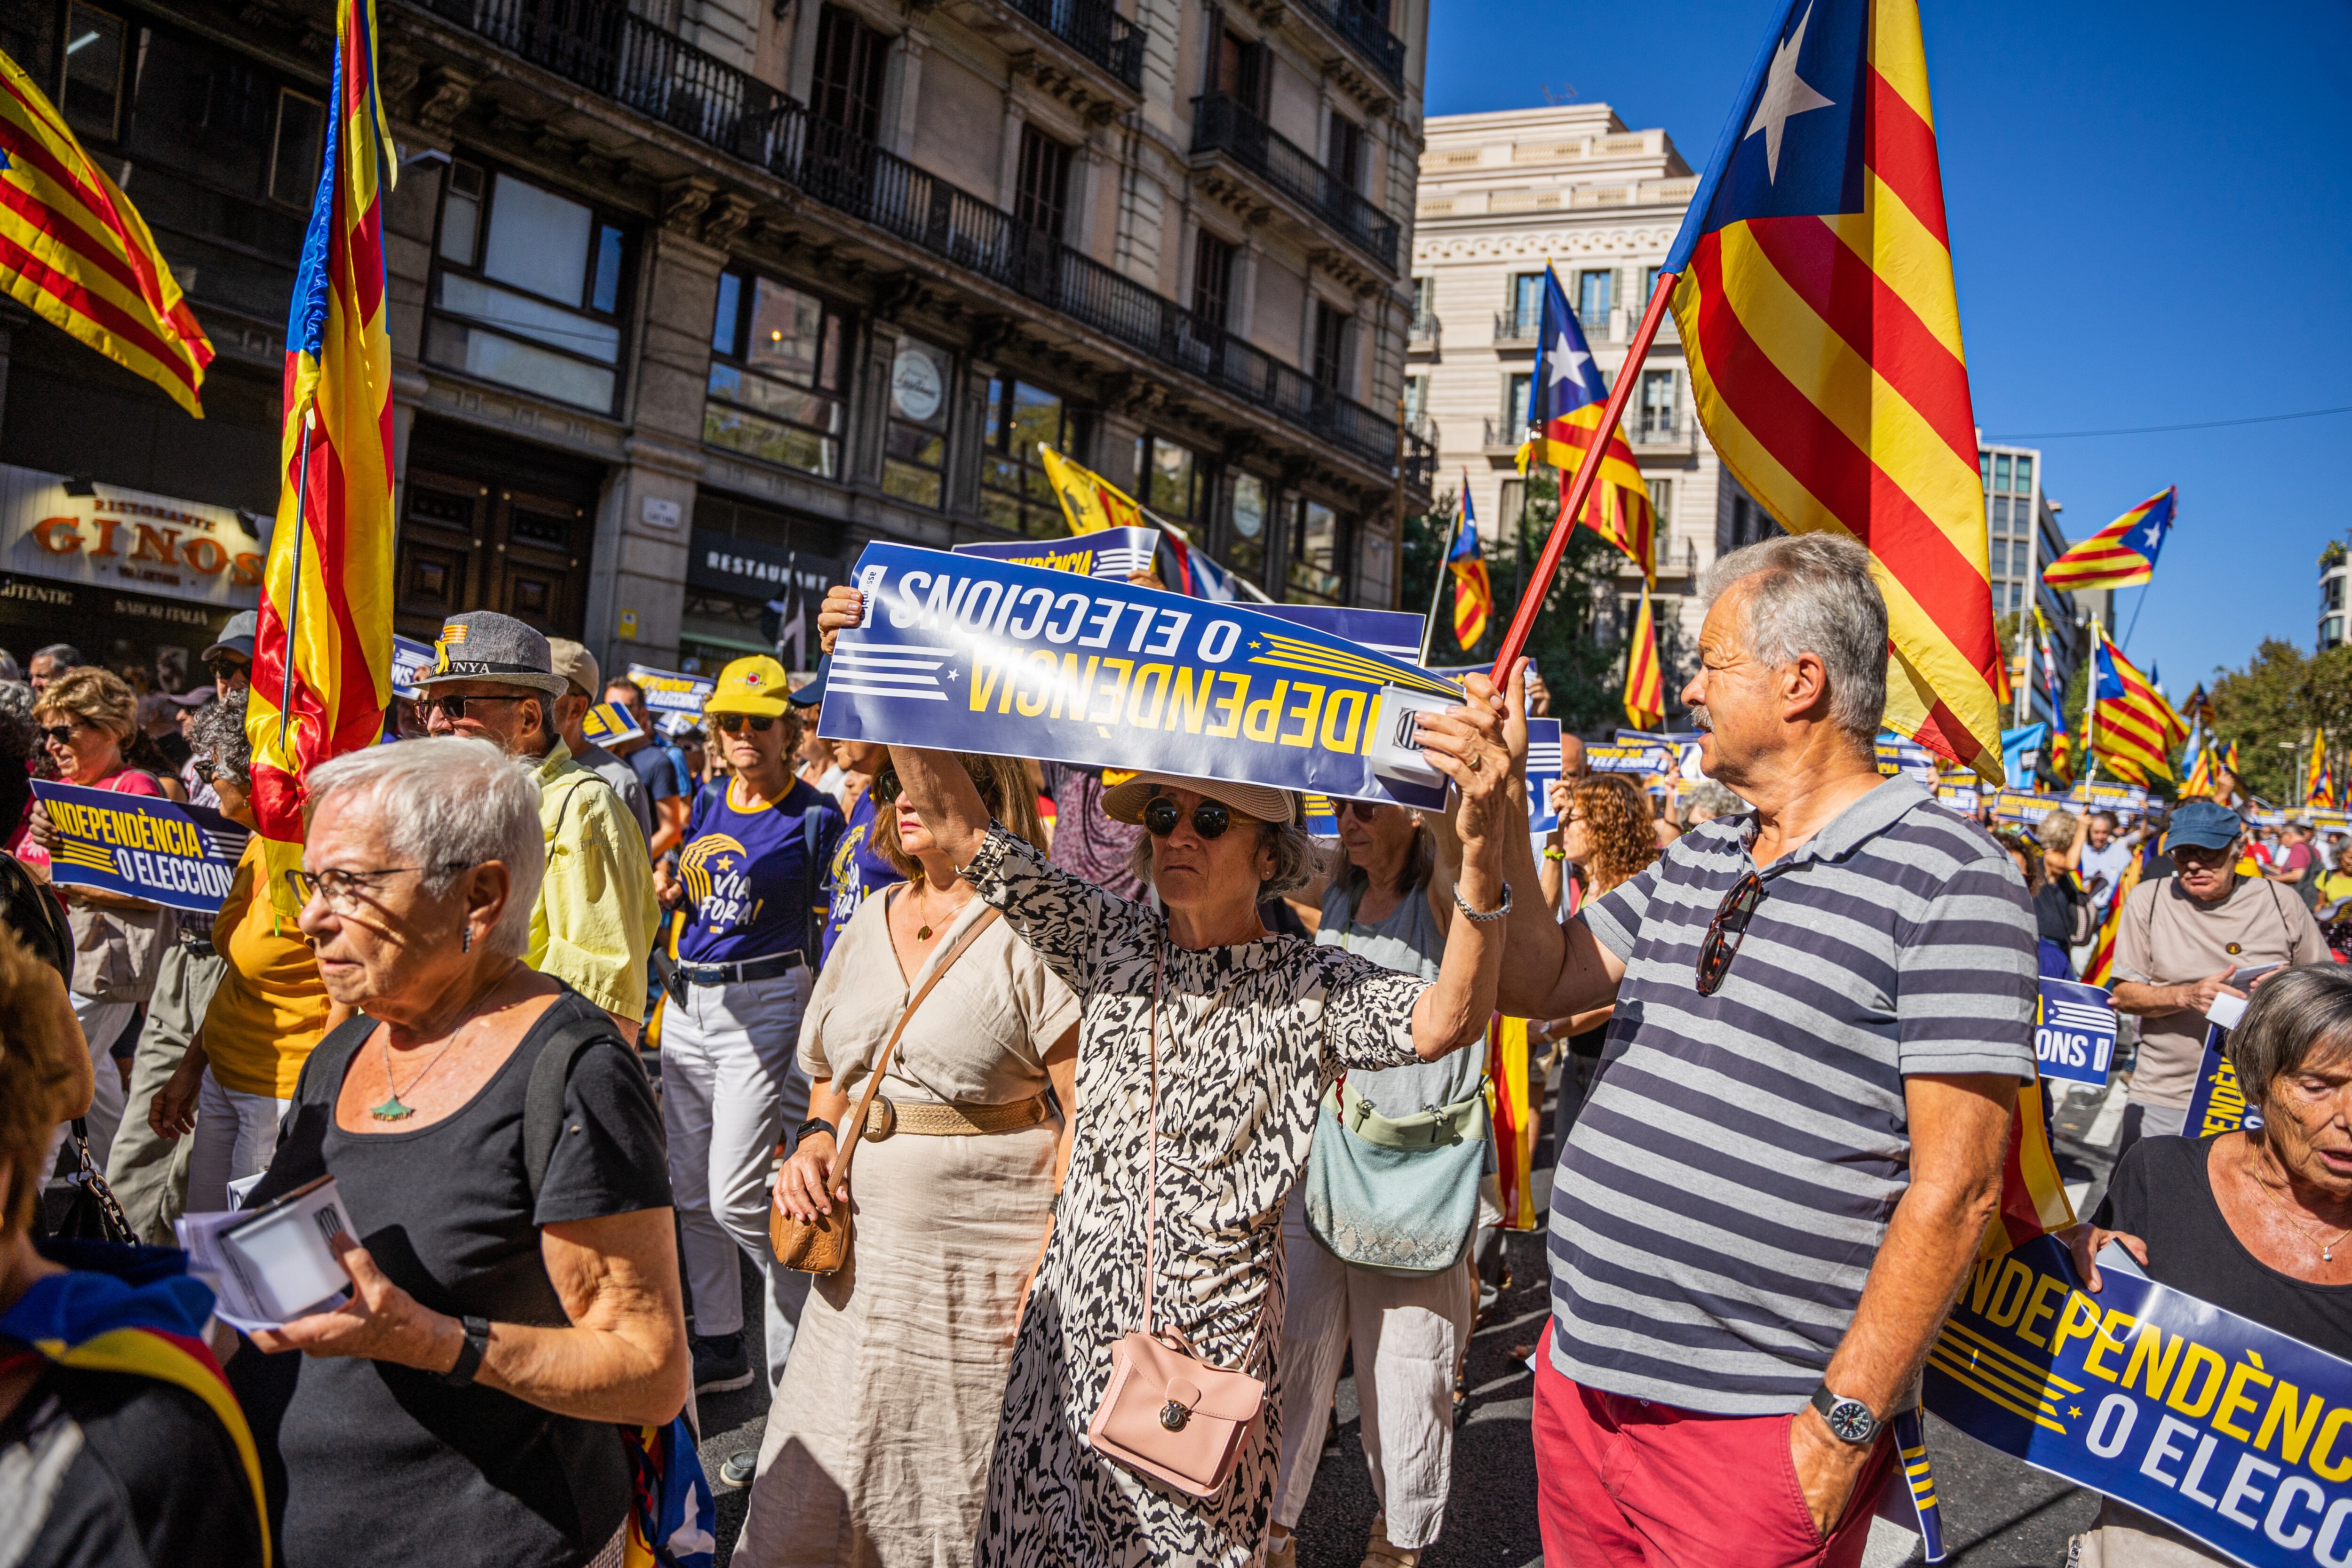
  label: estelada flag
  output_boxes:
[1517,265,1653,578]
[249,0,397,918]
[0,48,213,414]
[1040,445,1144,536]
[2091,632,2186,787]
[2308,729,2337,811]
[1661,0,2003,783]
[1450,474,1493,649]
[1486,1016,1538,1231]
[1623,582,1666,729]
[2042,486,2175,594]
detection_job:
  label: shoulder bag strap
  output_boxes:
[522,1014,646,1206]
[826,896,1003,1194]
[1144,940,1164,1337]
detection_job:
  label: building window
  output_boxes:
[1209,26,1268,114]
[1359,525,1395,609]
[426,164,630,414]
[1287,499,1346,605]
[1644,264,1666,302]
[1993,453,2012,493]
[1639,370,1677,440]
[1504,373,1530,432]
[1136,436,1202,524]
[2012,454,2034,493]
[2324,616,2344,650]
[1507,272,1543,336]
[60,3,126,140]
[1647,479,1673,570]
[705,272,848,478]
[1192,230,1236,328]
[811,4,890,140]
[982,378,1080,538]
[2327,576,2346,613]
[267,88,326,207]
[1990,539,2009,578]
[1226,472,1270,586]
[1403,375,1427,427]
[1311,301,1351,393]
[1015,126,1073,239]
[1327,110,1366,191]
[1578,269,1612,326]
[1412,276,1433,320]
[1497,478,1526,526]
[882,337,953,508]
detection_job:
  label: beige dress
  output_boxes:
[737,887,1081,1568]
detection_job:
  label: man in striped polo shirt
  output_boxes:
[1495,534,2037,1568]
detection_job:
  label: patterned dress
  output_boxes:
[965,829,1430,1568]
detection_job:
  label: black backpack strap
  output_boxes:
[521,1013,645,1207]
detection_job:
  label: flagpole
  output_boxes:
[1490,270,1678,683]
[2081,614,2101,793]
[276,406,316,749]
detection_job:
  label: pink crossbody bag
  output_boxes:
[1086,944,1274,1498]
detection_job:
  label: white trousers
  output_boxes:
[661,969,813,1393]
[69,994,136,1170]
[1271,1183,1474,1550]
[186,1071,291,1215]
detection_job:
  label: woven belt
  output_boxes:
[865,1094,1052,1140]
[668,949,806,997]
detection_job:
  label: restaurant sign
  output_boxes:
[0,462,264,610]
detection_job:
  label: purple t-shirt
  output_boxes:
[1039,762,1146,902]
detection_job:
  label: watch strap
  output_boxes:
[1808,1382,1880,1444]
[442,1314,491,1386]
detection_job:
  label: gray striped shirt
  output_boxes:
[1553,777,2035,1414]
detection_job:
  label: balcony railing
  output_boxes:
[1493,308,1538,345]
[1191,94,1397,271]
[413,0,1407,473]
[1293,0,1405,87]
[1401,422,1435,493]
[1482,415,1527,450]
[1001,0,1144,90]
[1407,311,1438,349]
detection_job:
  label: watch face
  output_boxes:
[1825,1399,1875,1442]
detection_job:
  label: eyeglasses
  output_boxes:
[874,764,1000,807]
[713,713,776,734]
[1339,800,1386,822]
[1144,796,1232,840]
[286,863,474,914]
[38,723,81,746]
[1695,871,1764,996]
[2171,844,2237,870]
[421,693,528,721]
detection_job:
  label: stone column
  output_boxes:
[998,101,1029,212]
[884,29,930,159]
[1232,236,1262,338]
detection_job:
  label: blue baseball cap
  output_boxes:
[2166,799,2244,853]
[789,655,829,708]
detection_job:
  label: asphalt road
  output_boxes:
[699,1067,2137,1567]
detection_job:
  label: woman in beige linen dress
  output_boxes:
[737,754,1080,1568]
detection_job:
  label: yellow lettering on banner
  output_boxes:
[1164,668,1213,734]
[2314,1408,2352,1483]
[2165,1344,2225,1418]
[1985,1257,2035,1329]
[1279,684,1325,749]
[1016,651,1055,717]
[1207,673,1248,738]
[1089,660,1135,724]
[2081,1310,2139,1382]
[2016,1274,2068,1348]
[970,662,1003,712]
[2048,1292,2105,1360]
[2212,1353,2272,1442]
[1052,655,1101,721]
[1967,1255,2002,1316]
[1127,664,1173,729]
[1242,681,1288,743]
[2256,1381,2326,1465]
[2122,1326,2186,1401]
[1321,689,1367,754]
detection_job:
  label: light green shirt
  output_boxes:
[529,740,659,1023]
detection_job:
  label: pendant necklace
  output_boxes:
[369,968,508,1120]
[913,886,968,942]
[2253,1152,2352,1262]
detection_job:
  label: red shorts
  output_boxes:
[1531,1331,1894,1568]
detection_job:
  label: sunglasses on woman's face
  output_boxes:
[38,723,81,746]
[874,765,999,808]
[1144,796,1232,840]
[1695,871,1764,996]
[713,713,776,734]
[1340,800,1386,822]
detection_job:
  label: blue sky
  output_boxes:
[1424,0,2352,692]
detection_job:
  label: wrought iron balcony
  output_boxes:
[1000,0,1144,90]
[1292,0,1405,87]
[1407,311,1438,349]
[1493,308,1539,346]
[410,0,1405,472]
[1190,94,1398,272]
[1401,421,1435,493]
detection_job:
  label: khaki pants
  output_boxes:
[105,942,227,1245]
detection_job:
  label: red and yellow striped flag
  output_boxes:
[1623,583,1666,729]
[1983,1060,2076,1255]
[1661,0,2003,782]
[1486,1017,1538,1230]
[249,0,397,917]
[0,48,212,414]
[2081,845,2145,990]
[2090,630,2185,787]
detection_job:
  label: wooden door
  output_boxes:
[396,465,590,640]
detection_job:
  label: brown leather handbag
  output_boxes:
[769,901,1001,1275]
[1086,944,1274,1498]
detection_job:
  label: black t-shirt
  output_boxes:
[230,989,671,1568]
[1,1361,266,1568]
[2092,1134,2352,1361]
[2034,879,2081,947]
[0,854,70,982]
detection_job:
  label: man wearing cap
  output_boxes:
[199,613,256,695]
[2110,799,2331,1152]
[547,637,654,848]
[418,612,660,1041]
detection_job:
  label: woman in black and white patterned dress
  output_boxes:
[874,672,1522,1568]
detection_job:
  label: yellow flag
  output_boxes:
[1040,445,1144,535]
[1623,584,1665,730]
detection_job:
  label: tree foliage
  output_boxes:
[2208,639,2352,804]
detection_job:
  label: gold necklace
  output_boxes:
[910,881,970,942]
[2250,1149,2352,1262]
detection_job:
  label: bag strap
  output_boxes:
[523,1014,645,1206]
[825,893,1002,1195]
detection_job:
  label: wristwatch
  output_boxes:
[795,1117,836,1146]
[1809,1384,1881,1446]
[442,1314,492,1387]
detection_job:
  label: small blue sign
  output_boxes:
[2034,978,2118,1087]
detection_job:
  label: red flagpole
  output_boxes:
[1490,270,1682,683]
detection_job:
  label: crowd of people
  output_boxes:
[2,532,2349,1568]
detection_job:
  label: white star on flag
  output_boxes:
[1547,334,1591,394]
[1744,1,1835,183]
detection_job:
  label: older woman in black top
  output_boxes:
[233,736,688,1568]
[2070,963,2352,1565]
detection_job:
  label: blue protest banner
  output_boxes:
[1924,1234,2352,1567]
[818,542,1463,809]
[2184,1025,2262,1138]
[1876,731,1939,781]
[953,527,1162,581]
[626,663,716,716]
[1259,605,1425,663]
[390,634,435,700]
[32,780,249,915]
[1303,795,1339,839]
[1526,719,1563,833]
[2035,979,2119,1088]
[580,700,644,749]
[1588,741,1678,778]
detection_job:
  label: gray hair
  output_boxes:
[305,737,545,955]
[191,692,249,782]
[1125,820,1324,902]
[1681,780,1746,824]
[2035,808,2080,853]
[1698,533,1887,740]
[2231,966,2352,1112]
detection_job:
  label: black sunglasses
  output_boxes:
[38,723,79,746]
[1695,871,1763,996]
[874,764,1000,806]
[1339,800,1386,822]
[1144,796,1232,840]
[713,713,776,734]
[422,693,527,720]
